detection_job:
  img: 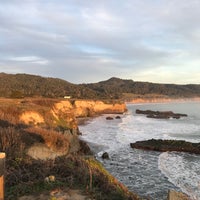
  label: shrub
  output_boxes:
[0,127,25,158]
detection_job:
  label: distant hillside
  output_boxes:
[83,77,200,99]
[0,73,96,98]
[0,73,200,99]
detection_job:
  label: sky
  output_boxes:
[1,0,200,84]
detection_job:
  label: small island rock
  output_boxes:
[106,116,114,120]
[102,152,109,159]
[115,116,121,119]
[130,139,200,154]
[136,109,187,119]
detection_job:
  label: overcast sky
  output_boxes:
[1,0,200,84]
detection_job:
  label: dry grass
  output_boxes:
[25,127,70,153]
[0,106,21,124]
[0,96,76,126]
[0,98,58,126]
[0,98,72,157]
[0,127,25,158]
[0,124,71,158]
[27,98,58,107]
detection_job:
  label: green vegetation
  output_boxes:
[1,73,200,99]
[6,156,140,200]
[83,77,200,99]
[0,73,96,99]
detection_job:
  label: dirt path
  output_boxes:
[18,188,94,200]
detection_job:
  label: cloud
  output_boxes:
[8,56,49,65]
[0,0,200,84]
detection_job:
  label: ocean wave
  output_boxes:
[158,152,200,200]
[80,102,200,199]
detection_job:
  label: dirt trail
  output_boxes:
[18,188,94,200]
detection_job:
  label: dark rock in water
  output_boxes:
[115,116,121,119]
[102,152,109,159]
[136,109,187,119]
[146,114,170,119]
[136,109,157,115]
[130,139,200,154]
[106,116,114,120]
[78,140,93,155]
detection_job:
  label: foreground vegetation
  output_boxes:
[6,155,140,200]
[0,98,140,200]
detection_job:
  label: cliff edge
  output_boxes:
[0,98,127,160]
[0,98,141,200]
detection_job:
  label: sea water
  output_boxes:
[79,102,200,200]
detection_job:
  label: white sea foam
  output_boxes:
[116,113,200,144]
[158,152,200,200]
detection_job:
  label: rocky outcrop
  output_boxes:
[74,100,127,117]
[20,111,45,125]
[51,100,79,134]
[106,116,114,120]
[102,152,109,159]
[27,143,67,160]
[130,139,200,154]
[115,116,121,119]
[136,109,187,119]
[167,190,189,200]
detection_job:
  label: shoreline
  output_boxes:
[126,97,200,104]
[79,102,194,200]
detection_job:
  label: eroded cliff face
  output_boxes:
[51,100,78,134]
[19,99,127,130]
[16,99,127,159]
[19,111,45,125]
[73,100,127,117]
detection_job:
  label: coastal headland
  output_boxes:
[0,96,194,199]
[127,96,200,104]
[0,63,198,200]
[0,98,142,200]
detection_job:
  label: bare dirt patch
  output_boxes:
[18,188,93,200]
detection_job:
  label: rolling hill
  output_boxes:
[0,73,200,99]
[83,77,200,99]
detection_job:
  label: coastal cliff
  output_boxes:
[19,98,126,125]
[74,100,127,117]
[0,98,140,200]
[0,98,127,159]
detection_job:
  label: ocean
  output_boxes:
[79,101,200,200]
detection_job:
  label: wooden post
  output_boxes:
[0,153,5,200]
